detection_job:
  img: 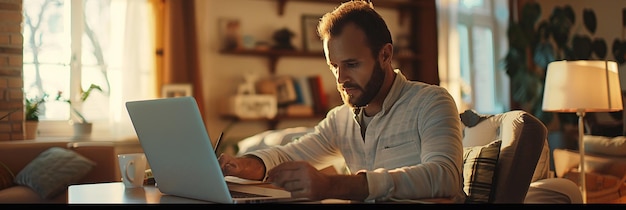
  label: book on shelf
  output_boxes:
[294,76,314,108]
[292,78,304,104]
[308,75,328,115]
[253,74,328,117]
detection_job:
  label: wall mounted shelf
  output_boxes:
[223,114,325,130]
[220,49,324,74]
[220,49,425,75]
[272,0,429,26]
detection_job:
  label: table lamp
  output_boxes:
[542,60,623,203]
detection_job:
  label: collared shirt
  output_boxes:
[248,70,465,203]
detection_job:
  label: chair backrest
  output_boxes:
[461,110,550,203]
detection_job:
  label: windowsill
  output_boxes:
[36,120,139,143]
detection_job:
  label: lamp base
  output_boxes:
[577,111,587,204]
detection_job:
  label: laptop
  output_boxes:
[125,96,298,203]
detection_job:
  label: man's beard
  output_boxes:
[338,61,385,108]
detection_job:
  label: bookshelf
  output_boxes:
[218,48,328,129]
[222,0,438,83]
[219,0,439,129]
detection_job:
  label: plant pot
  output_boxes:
[72,122,93,140]
[24,121,38,139]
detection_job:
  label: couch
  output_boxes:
[0,141,118,203]
[553,135,626,203]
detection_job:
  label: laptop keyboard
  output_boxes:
[230,190,270,198]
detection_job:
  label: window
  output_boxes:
[22,0,156,138]
[437,0,509,114]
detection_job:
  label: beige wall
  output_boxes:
[194,0,407,142]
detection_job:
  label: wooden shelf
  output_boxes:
[221,49,324,74]
[222,114,325,130]
[220,49,323,57]
[273,0,429,25]
[222,113,325,121]
[220,49,424,74]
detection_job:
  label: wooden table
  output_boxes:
[68,182,353,204]
[69,182,210,204]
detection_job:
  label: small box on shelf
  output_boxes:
[219,95,277,120]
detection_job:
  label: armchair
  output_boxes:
[462,110,583,203]
[460,110,551,203]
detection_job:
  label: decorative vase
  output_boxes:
[72,122,93,140]
[24,121,38,139]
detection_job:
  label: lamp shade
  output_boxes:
[542,60,623,112]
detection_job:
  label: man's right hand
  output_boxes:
[217,153,266,181]
[217,153,239,176]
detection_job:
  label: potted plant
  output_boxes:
[505,2,611,130]
[24,94,48,139]
[55,84,103,138]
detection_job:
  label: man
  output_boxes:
[218,0,465,203]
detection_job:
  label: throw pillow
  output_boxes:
[463,139,502,203]
[461,110,499,147]
[14,147,96,199]
[583,135,626,156]
[0,161,15,190]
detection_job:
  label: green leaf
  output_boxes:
[25,94,48,121]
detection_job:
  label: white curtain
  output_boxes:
[436,0,466,112]
[106,0,156,138]
[436,0,510,113]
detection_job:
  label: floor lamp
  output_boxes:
[542,60,623,203]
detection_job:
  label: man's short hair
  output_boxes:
[317,0,393,58]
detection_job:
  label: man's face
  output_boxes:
[324,23,384,108]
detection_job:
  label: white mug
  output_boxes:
[117,153,147,188]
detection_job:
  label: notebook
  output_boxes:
[125,96,298,203]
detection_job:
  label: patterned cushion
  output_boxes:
[14,147,96,199]
[0,161,15,190]
[463,139,502,203]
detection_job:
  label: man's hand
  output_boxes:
[217,153,265,181]
[217,153,239,176]
[266,161,332,200]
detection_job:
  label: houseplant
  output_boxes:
[24,94,48,139]
[55,84,103,137]
[506,1,616,129]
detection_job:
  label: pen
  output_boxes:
[214,132,224,153]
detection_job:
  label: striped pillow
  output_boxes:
[463,139,501,203]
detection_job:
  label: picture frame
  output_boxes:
[301,14,323,52]
[162,83,193,98]
[273,75,298,105]
[218,17,242,51]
